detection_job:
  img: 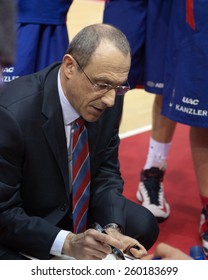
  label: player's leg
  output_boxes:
[136,0,174,222]
[137,94,176,222]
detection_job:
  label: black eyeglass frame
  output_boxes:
[73,57,131,96]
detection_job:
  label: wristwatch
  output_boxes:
[103,223,123,233]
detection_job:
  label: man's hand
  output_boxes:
[62,229,123,260]
[104,227,147,259]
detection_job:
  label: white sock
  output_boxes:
[144,137,171,170]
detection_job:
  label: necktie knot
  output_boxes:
[74,117,85,128]
[72,117,86,150]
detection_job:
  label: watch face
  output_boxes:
[104,223,122,233]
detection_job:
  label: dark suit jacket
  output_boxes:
[0,63,126,259]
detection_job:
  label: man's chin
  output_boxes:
[86,111,104,122]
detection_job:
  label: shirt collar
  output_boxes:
[58,69,79,125]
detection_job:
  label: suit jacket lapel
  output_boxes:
[41,64,70,198]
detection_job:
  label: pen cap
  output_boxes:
[189,245,206,260]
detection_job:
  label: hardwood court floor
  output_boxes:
[67,0,154,135]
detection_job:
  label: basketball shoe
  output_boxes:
[136,167,170,222]
[199,207,208,257]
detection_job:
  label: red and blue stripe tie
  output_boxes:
[72,117,90,233]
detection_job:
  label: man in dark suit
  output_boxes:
[0,23,159,260]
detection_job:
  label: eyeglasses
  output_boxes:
[73,57,130,96]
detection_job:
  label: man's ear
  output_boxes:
[62,54,76,78]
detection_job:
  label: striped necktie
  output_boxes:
[72,117,90,233]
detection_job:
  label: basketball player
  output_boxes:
[161,0,208,256]
[103,0,174,222]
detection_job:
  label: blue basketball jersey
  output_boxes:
[17,0,73,24]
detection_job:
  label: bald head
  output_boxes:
[66,23,131,69]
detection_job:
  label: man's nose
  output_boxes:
[101,89,116,107]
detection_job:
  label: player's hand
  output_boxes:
[141,243,192,260]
